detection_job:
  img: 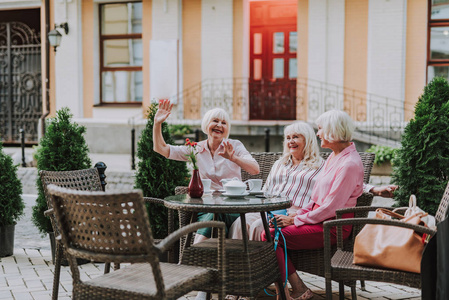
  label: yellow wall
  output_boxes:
[182,0,202,119]
[404,0,427,121]
[82,0,94,118]
[344,0,368,121]
[297,0,308,120]
[142,0,152,115]
[233,0,243,120]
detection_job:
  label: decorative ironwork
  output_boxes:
[171,76,412,143]
[0,22,41,144]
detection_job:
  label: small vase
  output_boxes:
[188,169,204,198]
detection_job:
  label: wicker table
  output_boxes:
[164,192,290,299]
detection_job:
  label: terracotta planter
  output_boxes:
[0,223,15,257]
[371,162,393,176]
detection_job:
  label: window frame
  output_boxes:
[427,1,449,83]
[99,1,143,106]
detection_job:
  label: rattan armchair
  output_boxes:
[40,168,105,300]
[323,181,449,299]
[47,185,226,300]
[40,168,174,300]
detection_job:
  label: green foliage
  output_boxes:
[0,142,24,226]
[366,145,398,165]
[32,107,91,234]
[391,77,449,215]
[135,103,190,239]
[169,124,192,137]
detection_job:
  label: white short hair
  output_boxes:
[201,108,231,138]
[280,121,322,169]
[315,110,354,142]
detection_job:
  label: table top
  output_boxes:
[163,192,291,213]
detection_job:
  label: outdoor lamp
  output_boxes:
[48,23,69,52]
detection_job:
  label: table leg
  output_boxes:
[277,278,288,300]
[260,212,272,243]
[240,213,249,252]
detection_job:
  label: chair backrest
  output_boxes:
[241,152,282,184]
[48,185,158,263]
[241,151,375,185]
[435,181,449,224]
[40,168,104,235]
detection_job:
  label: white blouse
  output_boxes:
[168,138,256,190]
[263,158,324,211]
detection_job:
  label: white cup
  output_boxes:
[201,178,212,193]
[245,179,263,192]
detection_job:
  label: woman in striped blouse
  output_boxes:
[229,121,324,241]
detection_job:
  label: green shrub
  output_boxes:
[366,145,398,165]
[32,107,91,234]
[391,77,449,215]
[169,124,192,137]
[0,142,24,226]
[135,103,190,239]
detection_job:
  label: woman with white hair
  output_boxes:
[263,110,364,300]
[228,121,324,241]
[153,99,259,244]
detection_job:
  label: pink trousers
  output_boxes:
[261,214,353,280]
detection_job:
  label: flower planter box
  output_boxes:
[371,162,393,176]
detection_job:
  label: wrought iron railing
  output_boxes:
[170,77,415,144]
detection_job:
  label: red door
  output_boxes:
[249,0,297,120]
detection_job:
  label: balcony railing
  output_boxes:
[170,77,414,144]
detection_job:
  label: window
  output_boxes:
[428,0,449,83]
[100,2,143,104]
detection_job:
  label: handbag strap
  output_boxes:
[377,208,406,219]
[377,208,428,219]
[409,194,417,209]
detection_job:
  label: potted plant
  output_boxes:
[392,77,449,215]
[366,145,398,176]
[0,142,24,257]
[32,107,91,261]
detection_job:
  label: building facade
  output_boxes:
[0,0,444,153]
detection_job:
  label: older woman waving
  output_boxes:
[262,110,364,300]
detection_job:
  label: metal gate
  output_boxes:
[0,22,42,144]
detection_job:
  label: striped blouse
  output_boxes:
[263,158,324,211]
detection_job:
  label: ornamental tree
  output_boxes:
[391,77,449,215]
[0,142,24,227]
[32,107,91,234]
[134,102,189,239]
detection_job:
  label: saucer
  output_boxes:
[249,190,264,195]
[218,189,226,193]
[222,191,250,198]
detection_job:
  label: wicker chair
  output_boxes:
[323,181,449,299]
[40,168,105,300]
[40,168,174,299]
[47,185,226,300]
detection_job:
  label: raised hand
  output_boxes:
[218,140,235,161]
[154,99,174,124]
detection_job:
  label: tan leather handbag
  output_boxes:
[353,208,427,273]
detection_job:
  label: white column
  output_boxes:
[54,0,83,117]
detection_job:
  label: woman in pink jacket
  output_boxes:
[262,110,364,300]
